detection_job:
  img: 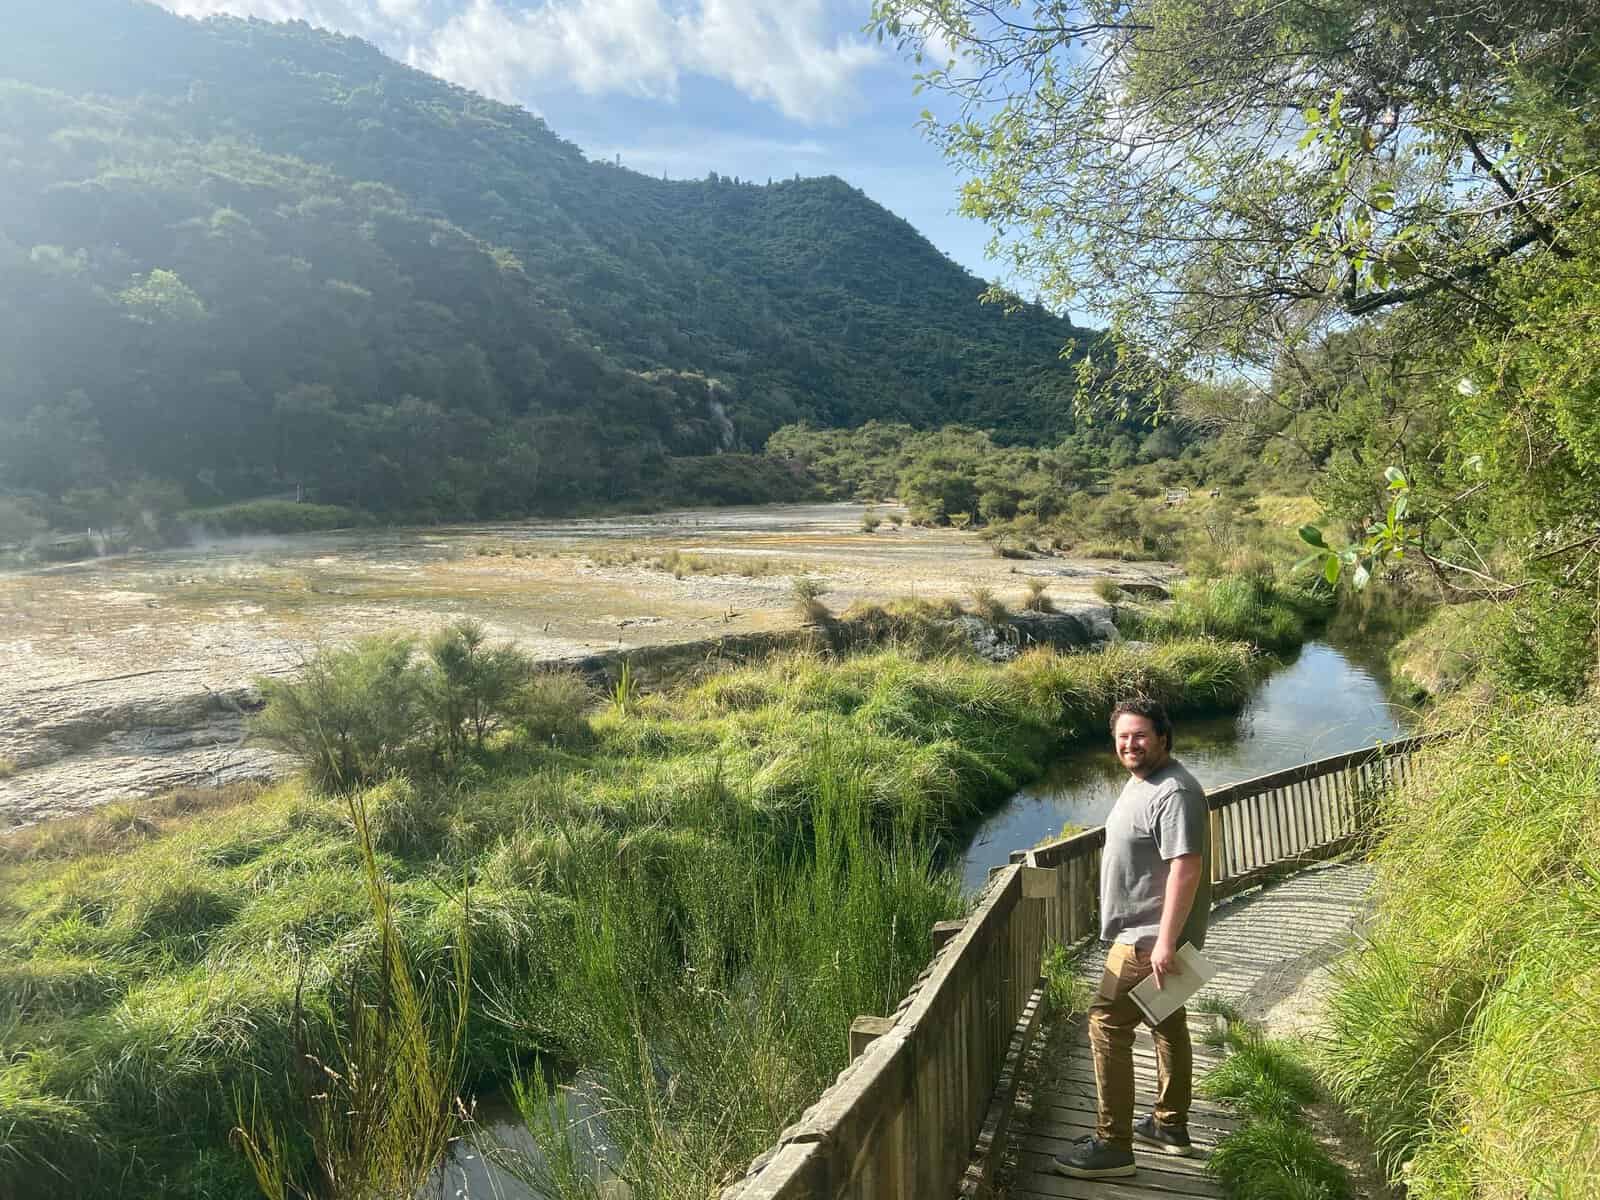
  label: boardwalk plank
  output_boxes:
[994,862,1376,1200]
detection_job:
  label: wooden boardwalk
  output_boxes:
[1002,860,1376,1200]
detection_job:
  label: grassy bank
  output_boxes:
[0,638,1258,1200]
[1319,699,1600,1197]
[1118,569,1333,651]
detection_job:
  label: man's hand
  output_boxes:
[1152,851,1203,989]
[1150,937,1180,989]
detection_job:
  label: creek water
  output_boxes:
[956,637,1408,892]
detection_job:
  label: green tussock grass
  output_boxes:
[1201,1024,1351,1200]
[1318,697,1600,1199]
[1121,570,1333,651]
[0,638,1258,1199]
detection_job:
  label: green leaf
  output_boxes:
[1298,524,1327,548]
[1323,555,1341,585]
[1384,466,1407,487]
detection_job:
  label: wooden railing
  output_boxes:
[721,734,1435,1200]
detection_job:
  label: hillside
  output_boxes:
[0,0,1123,526]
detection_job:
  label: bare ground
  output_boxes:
[1,502,1170,825]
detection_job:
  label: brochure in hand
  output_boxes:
[1129,943,1218,1027]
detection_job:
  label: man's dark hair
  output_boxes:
[1109,697,1173,751]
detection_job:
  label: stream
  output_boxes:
[956,637,1407,891]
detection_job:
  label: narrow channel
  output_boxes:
[956,638,1407,891]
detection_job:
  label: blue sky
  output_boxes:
[156,0,1001,283]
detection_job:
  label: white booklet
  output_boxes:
[1128,943,1218,1027]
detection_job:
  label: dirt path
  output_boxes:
[1,502,1170,825]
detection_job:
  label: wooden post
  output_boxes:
[1021,866,1057,898]
[1209,807,1225,882]
[849,1015,896,1061]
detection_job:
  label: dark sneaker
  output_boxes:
[1053,1135,1136,1178]
[1133,1114,1194,1157]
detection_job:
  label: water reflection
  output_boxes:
[958,640,1405,891]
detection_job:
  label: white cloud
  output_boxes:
[161,0,410,41]
[415,0,681,103]
[156,0,882,124]
[684,0,881,122]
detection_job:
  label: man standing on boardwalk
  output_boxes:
[1055,697,1211,1178]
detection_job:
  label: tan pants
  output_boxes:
[1087,941,1193,1150]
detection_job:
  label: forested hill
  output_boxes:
[0,0,1113,525]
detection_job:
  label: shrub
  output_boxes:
[1092,577,1122,604]
[252,634,426,791]
[792,576,832,624]
[1201,1024,1350,1200]
[515,670,594,745]
[360,777,446,858]
[1022,578,1055,612]
[1206,1118,1351,1200]
[860,510,883,532]
[1484,581,1596,699]
[965,585,1008,623]
[1125,571,1330,650]
[422,620,529,760]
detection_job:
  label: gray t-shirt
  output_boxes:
[1100,759,1211,949]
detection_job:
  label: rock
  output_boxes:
[950,615,1019,662]
[1117,580,1171,600]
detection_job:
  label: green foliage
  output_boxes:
[1319,700,1600,1194]
[0,3,1109,523]
[513,671,594,747]
[1091,577,1122,604]
[1206,1119,1352,1200]
[182,501,367,535]
[965,585,1008,623]
[234,798,469,1200]
[1040,944,1092,1017]
[769,421,1203,528]
[252,635,426,791]
[423,620,529,759]
[609,660,640,716]
[1203,1028,1323,1123]
[873,0,1599,392]
[1199,1024,1350,1200]
[1022,578,1055,612]
[1124,571,1332,651]
[792,575,832,624]
[0,638,1260,1200]
[1483,581,1597,699]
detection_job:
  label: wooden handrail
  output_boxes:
[722,734,1437,1200]
[1203,733,1442,811]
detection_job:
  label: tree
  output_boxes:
[871,0,1599,385]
